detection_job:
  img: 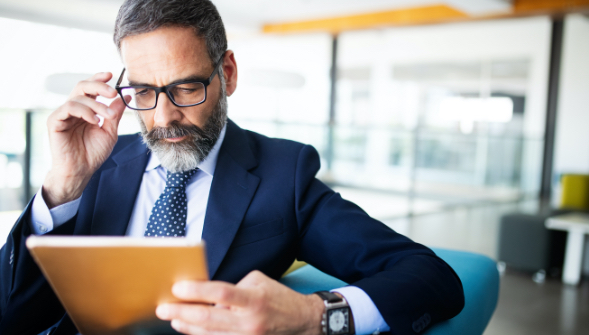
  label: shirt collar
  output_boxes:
[145,123,227,177]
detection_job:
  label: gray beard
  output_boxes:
[136,92,228,173]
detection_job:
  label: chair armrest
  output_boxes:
[426,248,499,335]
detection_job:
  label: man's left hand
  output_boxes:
[156,270,325,335]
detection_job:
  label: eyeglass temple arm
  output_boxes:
[207,53,226,84]
[115,68,126,87]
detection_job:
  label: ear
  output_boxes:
[222,50,238,97]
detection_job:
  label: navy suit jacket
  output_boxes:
[0,120,463,334]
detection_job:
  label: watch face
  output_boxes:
[327,308,349,335]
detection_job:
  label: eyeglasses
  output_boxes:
[115,54,224,111]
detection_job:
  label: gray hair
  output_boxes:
[113,0,227,66]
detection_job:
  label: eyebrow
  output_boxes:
[128,75,208,87]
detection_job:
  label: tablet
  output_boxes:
[26,236,208,335]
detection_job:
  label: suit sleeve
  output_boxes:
[294,145,465,335]
[0,195,76,334]
[30,188,81,234]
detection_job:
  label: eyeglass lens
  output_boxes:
[120,82,207,110]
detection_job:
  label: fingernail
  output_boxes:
[156,304,169,318]
[94,115,101,123]
[172,282,185,295]
[171,319,182,330]
[172,281,192,296]
[107,108,115,117]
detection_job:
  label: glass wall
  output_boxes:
[0,110,26,211]
[228,33,332,174]
[332,17,551,217]
[0,14,557,235]
[228,17,552,218]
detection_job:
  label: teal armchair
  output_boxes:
[280,248,500,335]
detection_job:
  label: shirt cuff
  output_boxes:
[332,286,390,334]
[30,188,81,235]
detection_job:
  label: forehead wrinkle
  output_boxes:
[127,61,202,86]
[121,26,212,86]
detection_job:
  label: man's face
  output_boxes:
[120,26,228,172]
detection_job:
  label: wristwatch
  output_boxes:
[314,291,355,335]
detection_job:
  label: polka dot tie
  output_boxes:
[144,169,197,237]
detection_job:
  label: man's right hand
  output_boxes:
[42,72,130,209]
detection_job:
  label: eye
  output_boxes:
[179,88,197,94]
[135,88,150,96]
[174,83,203,94]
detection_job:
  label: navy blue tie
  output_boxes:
[145,169,197,237]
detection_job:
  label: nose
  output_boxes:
[153,92,182,127]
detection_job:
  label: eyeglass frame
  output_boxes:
[115,53,225,111]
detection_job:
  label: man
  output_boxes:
[0,1,464,334]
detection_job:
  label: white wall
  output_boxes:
[552,15,589,275]
[553,15,589,177]
[0,17,122,110]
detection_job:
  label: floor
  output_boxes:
[486,270,589,335]
[0,195,588,334]
[371,200,589,335]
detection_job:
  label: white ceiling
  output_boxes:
[0,0,512,34]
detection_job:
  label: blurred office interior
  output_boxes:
[0,0,588,334]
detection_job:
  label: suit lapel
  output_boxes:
[202,120,260,279]
[81,122,259,277]
[90,137,149,236]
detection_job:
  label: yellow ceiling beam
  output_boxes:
[514,0,589,13]
[262,1,589,35]
[262,4,469,34]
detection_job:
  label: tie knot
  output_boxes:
[165,169,197,188]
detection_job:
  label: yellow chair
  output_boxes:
[561,174,589,210]
[282,260,308,276]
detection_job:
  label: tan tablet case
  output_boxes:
[26,236,208,335]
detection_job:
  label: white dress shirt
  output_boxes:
[29,125,389,334]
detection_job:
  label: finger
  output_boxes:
[157,303,238,332]
[109,94,132,118]
[171,319,208,335]
[49,101,101,131]
[172,281,251,307]
[70,96,116,120]
[71,79,117,100]
[95,96,128,135]
[87,71,113,82]
[170,319,234,335]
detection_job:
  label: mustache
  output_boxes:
[146,123,207,141]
